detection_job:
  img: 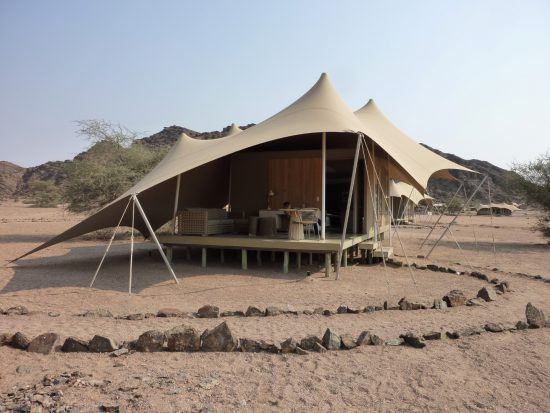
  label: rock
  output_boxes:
[477,287,497,302]
[312,342,327,353]
[346,306,361,314]
[336,305,348,314]
[466,298,486,306]
[239,338,262,352]
[356,331,372,346]
[438,266,448,272]
[27,333,60,354]
[61,337,89,352]
[125,313,145,320]
[322,328,341,350]
[374,306,384,311]
[135,330,165,352]
[78,308,113,318]
[295,346,309,355]
[427,264,439,271]
[490,278,499,284]
[1,332,14,345]
[461,326,485,336]
[197,305,219,319]
[471,271,489,281]
[340,334,357,350]
[423,331,441,340]
[157,308,185,318]
[89,335,118,353]
[265,306,282,316]
[400,333,426,348]
[383,301,398,310]
[385,338,404,346]
[302,309,313,315]
[398,297,425,310]
[501,323,516,331]
[370,334,384,346]
[282,304,299,315]
[495,283,507,293]
[6,306,29,315]
[300,335,322,351]
[485,323,504,333]
[516,320,529,330]
[259,340,281,353]
[100,405,120,413]
[526,303,545,328]
[445,330,460,339]
[220,310,245,317]
[201,322,237,352]
[500,280,510,289]
[280,337,298,353]
[443,290,467,307]
[110,348,129,357]
[10,332,31,349]
[447,267,457,274]
[416,264,427,270]
[16,365,32,374]
[433,299,448,310]
[364,306,376,313]
[322,309,333,316]
[166,325,200,351]
[48,311,60,317]
[245,306,264,317]
[313,307,324,315]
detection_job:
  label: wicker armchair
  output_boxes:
[177,208,234,236]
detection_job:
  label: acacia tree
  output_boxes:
[511,153,550,239]
[63,120,166,212]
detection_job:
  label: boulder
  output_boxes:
[259,340,281,353]
[433,299,448,310]
[61,337,89,352]
[340,334,357,350]
[336,305,348,314]
[221,310,245,317]
[282,304,299,315]
[495,283,507,293]
[423,331,441,340]
[346,307,361,314]
[48,311,60,317]
[370,334,384,346]
[471,271,489,281]
[201,322,237,352]
[166,325,200,351]
[515,320,528,330]
[356,331,372,346]
[245,306,264,317]
[10,332,31,349]
[445,330,460,339]
[6,306,29,315]
[383,301,399,310]
[300,335,322,351]
[398,297,425,311]
[427,264,439,271]
[461,326,485,336]
[322,309,333,316]
[157,308,185,318]
[280,337,298,353]
[385,338,404,346]
[443,290,467,307]
[312,342,327,353]
[526,303,545,328]
[239,338,262,352]
[88,335,118,353]
[501,323,517,331]
[484,323,504,333]
[265,306,282,316]
[302,309,314,316]
[438,266,447,272]
[1,332,14,345]
[313,307,325,315]
[78,308,113,318]
[321,328,341,350]
[197,305,219,319]
[135,330,165,352]
[364,306,376,313]
[400,333,426,349]
[27,333,60,354]
[477,287,497,302]
[126,313,145,320]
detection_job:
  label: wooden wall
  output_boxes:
[268,157,321,209]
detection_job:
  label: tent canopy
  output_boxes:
[14,73,476,261]
[389,179,427,205]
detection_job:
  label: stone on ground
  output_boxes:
[281,337,298,353]
[300,335,322,351]
[477,287,497,302]
[484,323,504,333]
[265,306,282,316]
[322,328,341,350]
[157,308,185,318]
[197,305,220,319]
[10,332,31,349]
[398,297,425,310]
[446,331,460,339]
[443,290,467,307]
[27,333,60,354]
[385,338,404,346]
[88,335,118,353]
[356,331,372,346]
[422,331,441,341]
[433,299,448,310]
[239,338,262,352]
[201,322,237,352]
[6,306,29,315]
[370,334,384,346]
[78,308,113,318]
[245,306,265,317]
[166,325,200,351]
[340,334,357,350]
[400,333,426,349]
[525,302,545,328]
[312,342,327,353]
[515,320,529,330]
[61,337,89,352]
[467,298,486,306]
[336,305,348,314]
[135,330,165,352]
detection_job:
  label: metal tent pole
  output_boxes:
[133,194,179,284]
[425,176,487,259]
[171,174,181,234]
[129,197,135,295]
[321,132,326,240]
[89,197,132,288]
[336,135,361,280]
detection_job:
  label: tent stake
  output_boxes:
[336,135,361,280]
[425,175,487,259]
[89,197,132,288]
[129,197,135,295]
[133,194,179,284]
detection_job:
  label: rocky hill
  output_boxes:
[0,126,517,204]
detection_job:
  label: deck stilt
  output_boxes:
[297,252,301,270]
[201,248,207,268]
[257,250,262,266]
[325,252,331,277]
[166,246,173,263]
[220,249,224,264]
[283,251,289,273]
[309,253,313,265]
[343,249,348,267]
[271,251,275,262]
[242,249,247,270]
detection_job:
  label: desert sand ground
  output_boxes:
[0,201,549,412]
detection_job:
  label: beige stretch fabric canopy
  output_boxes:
[389,179,427,205]
[14,73,475,261]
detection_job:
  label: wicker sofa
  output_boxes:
[177,208,234,236]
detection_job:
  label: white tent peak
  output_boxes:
[226,123,242,136]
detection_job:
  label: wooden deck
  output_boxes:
[158,226,389,276]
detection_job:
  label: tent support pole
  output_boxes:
[133,194,179,284]
[129,197,135,295]
[336,135,361,280]
[321,132,326,240]
[425,176,487,259]
[419,182,464,249]
[89,197,132,288]
[171,174,181,234]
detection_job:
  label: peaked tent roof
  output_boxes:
[355,100,474,191]
[389,180,426,205]
[226,123,243,136]
[14,73,368,261]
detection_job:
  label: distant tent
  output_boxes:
[476,203,520,216]
[388,179,432,222]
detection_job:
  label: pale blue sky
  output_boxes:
[1,1,549,168]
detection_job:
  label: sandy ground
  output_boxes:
[0,201,549,412]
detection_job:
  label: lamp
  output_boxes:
[267,190,275,210]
